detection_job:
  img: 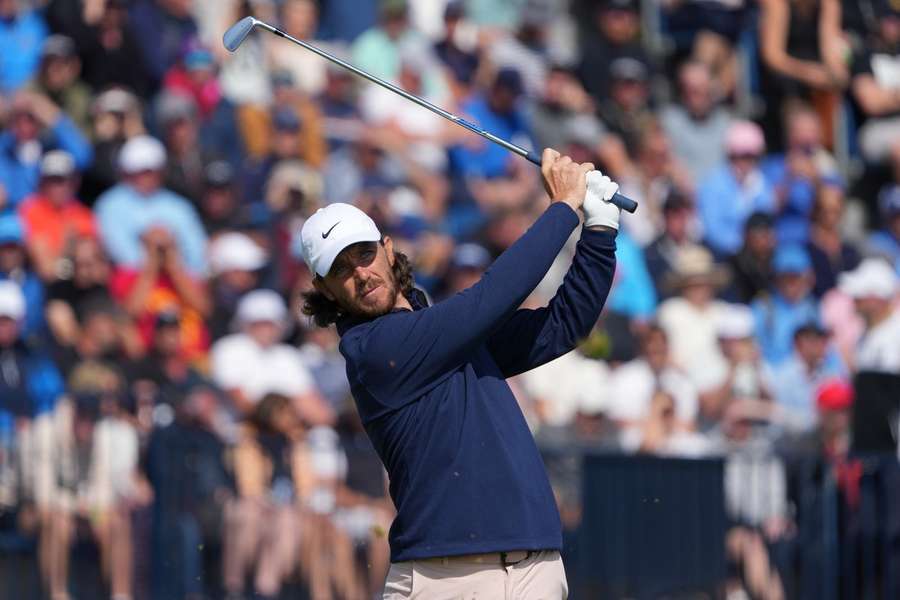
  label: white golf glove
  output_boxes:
[583,170,621,230]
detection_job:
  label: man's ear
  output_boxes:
[383,236,396,267]
[312,277,336,301]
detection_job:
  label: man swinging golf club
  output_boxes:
[299,148,620,599]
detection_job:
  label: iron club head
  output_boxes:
[223,16,259,52]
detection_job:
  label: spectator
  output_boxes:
[433,0,480,90]
[316,62,362,152]
[211,289,332,424]
[603,227,658,322]
[0,214,44,341]
[268,0,329,96]
[0,91,93,209]
[208,232,268,340]
[530,64,604,156]
[598,57,654,156]
[223,393,304,600]
[761,104,840,245]
[95,135,208,275]
[866,185,900,271]
[657,244,731,390]
[757,0,849,147]
[780,378,854,458]
[698,120,776,257]
[295,317,351,415]
[51,299,137,378]
[771,322,846,430]
[18,151,96,282]
[660,60,733,184]
[607,324,699,434]
[197,161,248,235]
[486,2,553,97]
[161,40,245,168]
[644,192,697,300]
[350,0,432,86]
[577,0,649,105]
[28,35,92,135]
[43,237,116,349]
[805,181,861,297]
[109,224,211,362]
[619,390,711,457]
[81,89,145,205]
[129,0,199,87]
[147,385,230,600]
[839,257,900,373]
[752,245,820,365]
[155,91,206,202]
[0,0,47,93]
[849,0,900,164]
[698,304,773,425]
[727,212,777,303]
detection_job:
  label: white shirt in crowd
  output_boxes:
[855,309,900,374]
[519,350,609,427]
[657,297,731,391]
[211,333,315,402]
[606,358,699,425]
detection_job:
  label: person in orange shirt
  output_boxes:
[18,150,96,281]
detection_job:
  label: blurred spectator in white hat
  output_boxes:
[95,135,208,275]
[208,232,268,340]
[211,289,333,424]
[698,120,775,257]
[18,150,96,282]
[840,258,900,373]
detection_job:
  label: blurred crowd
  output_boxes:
[0,0,899,599]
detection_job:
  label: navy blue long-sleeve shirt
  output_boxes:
[337,202,617,562]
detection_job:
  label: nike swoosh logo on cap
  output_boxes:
[322,222,340,239]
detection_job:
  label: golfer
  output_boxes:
[298,148,620,598]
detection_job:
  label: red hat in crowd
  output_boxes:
[816,379,854,412]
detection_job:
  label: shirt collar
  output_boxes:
[336,288,428,337]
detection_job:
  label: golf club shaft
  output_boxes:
[237,20,638,213]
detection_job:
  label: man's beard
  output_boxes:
[348,271,399,318]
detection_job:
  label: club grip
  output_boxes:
[524,150,638,213]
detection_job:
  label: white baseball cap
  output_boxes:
[839,258,898,299]
[0,281,26,321]
[119,135,167,174]
[209,232,267,276]
[235,289,288,326]
[40,150,76,177]
[716,304,756,339]
[299,203,382,277]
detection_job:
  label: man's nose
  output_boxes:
[353,264,371,281]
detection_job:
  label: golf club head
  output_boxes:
[223,16,259,52]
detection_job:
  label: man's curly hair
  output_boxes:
[301,248,415,327]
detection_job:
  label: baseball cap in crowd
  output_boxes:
[0,281,25,321]
[610,57,648,83]
[299,203,382,277]
[662,190,692,214]
[602,0,638,12]
[878,185,900,218]
[793,318,829,339]
[209,232,268,276]
[838,258,898,299]
[726,121,766,157]
[271,69,295,89]
[40,150,76,178]
[451,243,491,271]
[204,160,234,188]
[716,303,755,340]
[93,88,136,116]
[273,107,302,132]
[235,289,288,327]
[42,34,76,60]
[157,92,197,127]
[444,0,465,19]
[0,214,24,245]
[493,67,524,95]
[815,379,854,412]
[184,45,215,71]
[119,135,167,174]
[773,245,811,275]
[744,211,774,232]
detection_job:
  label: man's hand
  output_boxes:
[540,148,594,212]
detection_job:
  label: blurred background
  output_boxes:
[0,0,899,598]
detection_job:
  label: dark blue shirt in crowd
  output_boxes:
[338,203,617,562]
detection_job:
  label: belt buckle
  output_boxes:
[500,551,533,568]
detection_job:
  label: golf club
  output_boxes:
[223,16,638,213]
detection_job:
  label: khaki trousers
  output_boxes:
[383,550,568,599]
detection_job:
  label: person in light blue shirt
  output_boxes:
[752,245,820,366]
[0,93,93,208]
[698,121,775,257]
[0,3,47,93]
[95,136,207,276]
[865,185,900,275]
[771,322,845,431]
